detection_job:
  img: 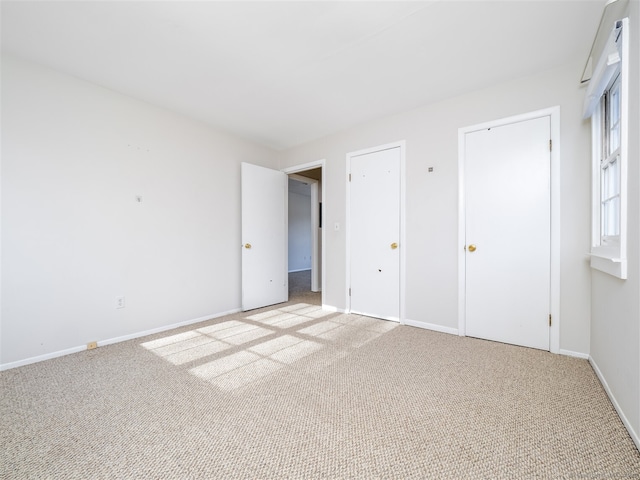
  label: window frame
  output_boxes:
[588,18,628,279]
[600,72,621,242]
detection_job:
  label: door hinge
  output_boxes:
[549,314,552,326]
[349,173,351,182]
[349,287,351,296]
[549,139,552,152]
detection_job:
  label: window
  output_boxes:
[600,72,621,240]
[584,18,628,279]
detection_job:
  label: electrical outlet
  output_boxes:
[87,341,98,350]
[115,296,125,309]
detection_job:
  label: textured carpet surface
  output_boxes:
[2,293,639,479]
[289,269,312,296]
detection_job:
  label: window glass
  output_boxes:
[608,75,621,154]
[599,69,622,240]
[601,159,621,238]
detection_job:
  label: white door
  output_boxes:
[464,116,550,350]
[241,162,288,311]
[349,146,401,321]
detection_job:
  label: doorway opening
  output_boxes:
[283,161,324,306]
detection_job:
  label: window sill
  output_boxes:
[589,251,627,279]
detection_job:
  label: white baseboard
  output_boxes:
[403,318,459,336]
[0,308,241,372]
[558,349,589,359]
[288,268,311,273]
[589,356,640,451]
[322,304,346,314]
[1,345,88,372]
[98,308,241,347]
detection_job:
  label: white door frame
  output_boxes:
[283,160,325,306]
[288,172,320,292]
[458,107,560,353]
[346,141,406,323]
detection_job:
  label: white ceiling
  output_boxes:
[1,1,604,150]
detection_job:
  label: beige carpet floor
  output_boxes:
[2,292,639,479]
[289,269,312,296]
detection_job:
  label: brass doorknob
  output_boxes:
[468,244,476,252]
[390,242,398,250]
[244,243,252,249]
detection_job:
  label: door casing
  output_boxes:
[346,141,406,323]
[282,160,326,307]
[458,107,561,354]
[288,172,320,293]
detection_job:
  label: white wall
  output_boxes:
[1,55,279,367]
[280,59,592,355]
[288,189,312,272]
[590,0,640,448]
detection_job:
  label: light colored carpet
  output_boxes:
[289,269,312,296]
[2,294,639,479]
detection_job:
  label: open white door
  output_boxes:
[241,162,288,311]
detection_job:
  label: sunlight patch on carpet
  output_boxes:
[140,302,396,391]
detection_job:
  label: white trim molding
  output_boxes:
[587,18,629,280]
[0,345,89,372]
[0,308,241,371]
[558,349,590,360]
[321,304,347,314]
[458,107,561,354]
[288,268,312,274]
[404,319,459,336]
[283,159,326,300]
[589,356,640,450]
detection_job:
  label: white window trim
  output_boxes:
[587,18,629,279]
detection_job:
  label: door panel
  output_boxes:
[241,162,288,311]
[465,117,550,350]
[350,147,400,321]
